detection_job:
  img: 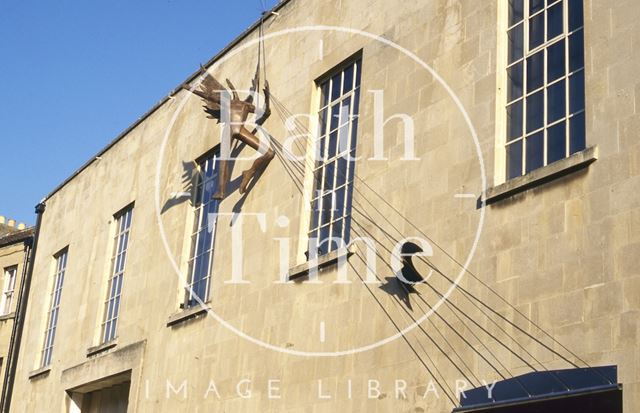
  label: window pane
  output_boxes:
[318,225,330,255]
[547,41,565,82]
[529,12,545,50]
[353,88,361,114]
[204,158,215,179]
[318,107,328,136]
[351,105,359,146]
[201,178,215,203]
[334,186,346,220]
[339,97,351,127]
[547,121,567,163]
[190,280,206,304]
[330,73,341,102]
[323,161,336,192]
[507,100,524,141]
[118,214,126,232]
[569,30,584,72]
[103,320,112,341]
[330,103,340,131]
[321,193,333,225]
[194,182,203,206]
[570,112,586,154]
[109,318,117,341]
[331,219,344,246]
[508,24,524,64]
[192,254,206,287]
[355,62,362,87]
[568,0,584,31]
[569,70,585,113]
[526,51,544,92]
[347,150,356,184]
[547,80,566,123]
[310,199,320,230]
[105,294,115,320]
[507,62,524,101]
[351,92,360,149]
[120,232,129,254]
[337,124,350,155]
[525,132,544,173]
[320,82,330,107]
[115,252,124,274]
[195,228,208,258]
[316,136,325,163]
[201,220,214,252]
[327,131,338,160]
[547,2,563,40]
[507,140,523,179]
[343,64,354,93]
[509,0,524,26]
[112,295,121,319]
[336,156,348,188]
[115,273,124,295]
[526,90,544,132]
[530,0,544,14]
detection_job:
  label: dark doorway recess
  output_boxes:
[453,366,622,413]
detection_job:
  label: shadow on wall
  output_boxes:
[160,142,250,215]
[379,241,427,311]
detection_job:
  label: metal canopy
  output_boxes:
[453,366,622,413]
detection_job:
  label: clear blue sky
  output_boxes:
[0,0,279,226]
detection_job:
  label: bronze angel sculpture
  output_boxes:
[183,66,274,199]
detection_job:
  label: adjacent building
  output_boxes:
[5,0,640,411]
[0,217,34,410]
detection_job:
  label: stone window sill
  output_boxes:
[288,245,354,281]
[483,146,598,205]
[166,303,210,327]
[86,340,118,358]
[28,366,51,380]
[0,312,15,321]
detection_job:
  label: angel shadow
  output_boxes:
[379,242,428,311]
[160,143,246,215]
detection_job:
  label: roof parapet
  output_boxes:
[0,216,28,229]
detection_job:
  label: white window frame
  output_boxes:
[101,206,133,343]
[1,266,17,316]
[184,151,220,308]
[307,57,362,257]
[495,0,585,184]
[41,249,68,367]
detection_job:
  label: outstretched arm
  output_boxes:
[256,80,271,126]
[245,64,260,104]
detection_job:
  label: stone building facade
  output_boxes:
[7,0,640,411]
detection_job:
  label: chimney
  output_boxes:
[17,223,26,230]
[7,219,15,227]
[0,216,4,225]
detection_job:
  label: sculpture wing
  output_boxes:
[198,71,227,109]
[183,67,228,121]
